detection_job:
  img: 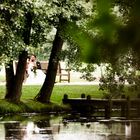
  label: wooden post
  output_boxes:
[63,94,68,104]
[126,96,130,119]
[87,95,91,100]
[137,94,140,116]
[121,94,126,117]
[86,95,92,113]
[105,99,112,119]
[81,93,85,98]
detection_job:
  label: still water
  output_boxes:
[0,113,140,140]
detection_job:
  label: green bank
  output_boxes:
[0,85,138,114]
[0,85,101,114]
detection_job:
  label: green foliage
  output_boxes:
[60,0,140,97]
[0,0,93,62]
[99,63,125,98]
[61,0,140,64]
[0,0,51,62]
[99,51,140,98]
[0,0,32,62]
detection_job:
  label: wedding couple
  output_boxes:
[25,54,46,84]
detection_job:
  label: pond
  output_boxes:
[0,113,140,140]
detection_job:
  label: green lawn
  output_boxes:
[21,85,102,104]
[0,85,102,114]
[0,85,102,104]
[0,85,138,114]
[0,85,139,104]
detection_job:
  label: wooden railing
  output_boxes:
[63,94,140,119]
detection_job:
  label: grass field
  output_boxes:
[0,85,139,103]
[0,85,103,114]
[0,85,102,104]
[0,85,138,114]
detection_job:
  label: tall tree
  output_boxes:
[0,1,34,102]
[1,0,54,102]
[35,20,64,103]
[5,11,32,102]
[5,10,32,102]
[35,0,92,103]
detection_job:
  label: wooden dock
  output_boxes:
[62,94,140,119]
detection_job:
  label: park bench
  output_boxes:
[39,61,71,83]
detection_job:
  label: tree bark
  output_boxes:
[11,51,28,102]
[35,27,63,103]
[5,51,28,102]
[5,61,15,99]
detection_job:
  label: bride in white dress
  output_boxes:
[25,54,46,84]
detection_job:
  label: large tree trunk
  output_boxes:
[5,61,15,99]
[5,51,28,102]
[12,51,28,102]
[35,28,63,103]
[4,12,32,103]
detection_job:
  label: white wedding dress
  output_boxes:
[24,62,46,85]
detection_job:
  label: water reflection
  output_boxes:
[125,121,131,138]
[4,122,25,139]
[0,114,140,140]
[22,121,54,140]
